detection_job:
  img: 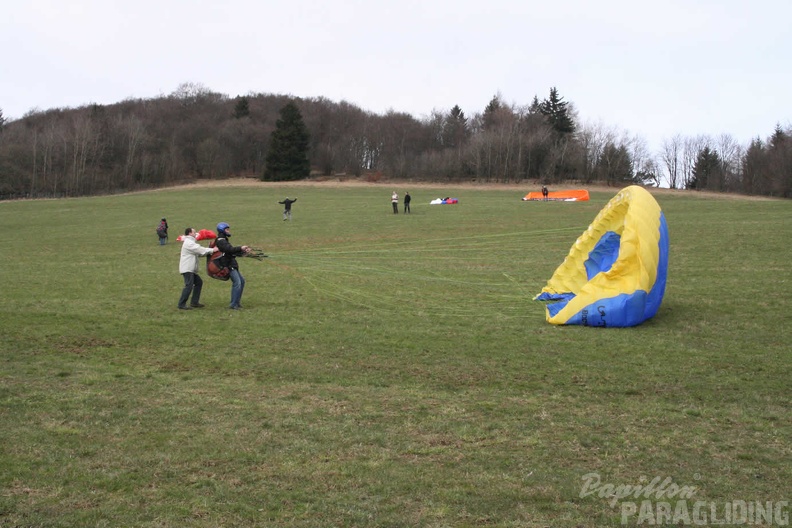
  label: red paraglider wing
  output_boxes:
[176,229,217,242]
[196,229,216,241]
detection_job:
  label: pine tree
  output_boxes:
[742,138,768,194]
[689,147,720,190]
[539,87,575,135]
[443,105,469,148]
[767,124,792,197]
[596,142,633,185]
[233,97,250,119]
[263,101,310,181]
[482,94,503,130]
[528,96,542,115]
[769,123,787,150]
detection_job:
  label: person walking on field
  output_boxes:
[215,222,251,310]
[278,197,297,221]
[541,185,549,201]
[391,191,399,214]
[178,227,219,310]
[404,192,411,213]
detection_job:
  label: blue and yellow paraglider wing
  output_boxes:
[534,186,669,327]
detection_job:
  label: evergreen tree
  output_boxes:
[689,146,720,190]
[769,123,787,150]
[484,95,502,114]
[742,138,768,194]
[482,94,503,130]
[539,87,575,135]
[443,105,469,148]
[233,97,250,119]
[767,124,792,197]
[596,142,632,185]
[528,96,542,115]
[263,101,310,181]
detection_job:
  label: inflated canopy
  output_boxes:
[176,229,216,242]
[523,190,590,201]
[534,185,669,327]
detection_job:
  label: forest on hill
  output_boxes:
[0,82,789,199]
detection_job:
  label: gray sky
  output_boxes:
[3,0,791,152]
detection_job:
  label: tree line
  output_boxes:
[0,82,789,199]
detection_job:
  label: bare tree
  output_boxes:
[714,133,741,191]
[681,135,709,189]
[577,121,611,183]
[628,134,661,186]
[660,135,682,189]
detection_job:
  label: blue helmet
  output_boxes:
[217,222,230,234]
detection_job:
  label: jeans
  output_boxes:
[159,236,167,245]
[229,268,246,308]
[178,272,203,307]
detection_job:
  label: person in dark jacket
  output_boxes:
[403,192,411,214]
[278,197,297,221]
[157,218,169,245]
[215,222,251,309]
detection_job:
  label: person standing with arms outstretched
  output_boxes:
[278,197,297,221]
[215,222,251,310]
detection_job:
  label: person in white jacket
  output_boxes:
[178,227,219,310]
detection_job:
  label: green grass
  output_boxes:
[1,183,790,527]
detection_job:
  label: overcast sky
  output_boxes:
[3,0,791,153]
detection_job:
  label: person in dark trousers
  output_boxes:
[541,185,549,201]
[391,191,399,214]
[404,192,411,213]
[278,197,297,221]
[178,227,219,310]
[157,218,169,245]
[215,222,251,310]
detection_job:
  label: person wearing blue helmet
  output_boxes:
[214,222,251,310]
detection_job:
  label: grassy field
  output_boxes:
[1,182,790,527]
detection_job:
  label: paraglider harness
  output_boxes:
[206,240,268,281]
